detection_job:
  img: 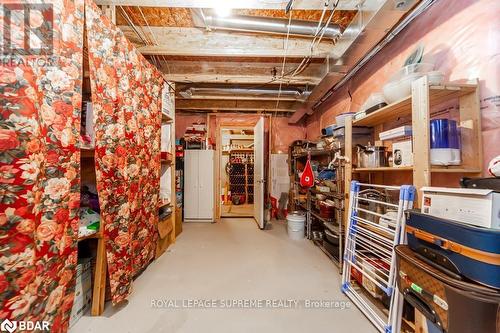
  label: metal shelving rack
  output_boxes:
[289,148,346,267]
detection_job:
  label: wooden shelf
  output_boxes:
[354,167,413,172]
[353,166,481,173]
[353,83,477,127]
[162,112,173,123]
[78,232,101,242]
[309,188,344,200]
[293,149,336,158]
[158,200,171,209]
[430,166,482,173]
[226,149,254,153]
[353,97,412,127]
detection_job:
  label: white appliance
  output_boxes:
[421,187,500,229]
[392,140,413,167]
[184,150,215,222]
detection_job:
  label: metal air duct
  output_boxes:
[191,9,342,39]
[289,0,429,123]
[180,87,310,100]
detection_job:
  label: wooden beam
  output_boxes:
[165,73,320,85]
[119,27,334,58]
[412,76,431,207]
[157,58,325,84]
[176,99,298,112]
[96,0,360,10]
[101,5,116,24]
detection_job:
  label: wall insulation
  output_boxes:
[307,0,500,173]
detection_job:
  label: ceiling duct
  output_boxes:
[180,87,310,100]
[289,0,426,123]
[191,9,342,39]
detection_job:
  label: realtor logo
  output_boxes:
[0,319,17,333]
[0,319,49,332]
[1,3,53,55]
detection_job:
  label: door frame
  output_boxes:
[214,116,272,223]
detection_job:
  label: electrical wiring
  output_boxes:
[251,0,339,96]
[118,6,176,93]
[289,0,340,79]
[119,6,149,46]
[137,6,172,75]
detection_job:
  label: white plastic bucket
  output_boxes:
[287,212,306,240]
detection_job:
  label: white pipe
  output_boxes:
[192,10,341,39]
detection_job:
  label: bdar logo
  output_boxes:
[0,319,17,333]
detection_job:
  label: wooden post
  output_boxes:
[91,235,107,316]
[459,81,483,175]
[411,76,432,206]
[344,116,353,229]
[215,116,221,222]
[101,5,116,24]
[170,83,177,242]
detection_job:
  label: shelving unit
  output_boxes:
[79,39,107,316]
[227,149,254,205]
[228,162,254,204]
[352,83,477,127]
[157,82,177,258]
[79,146,107,317]
[289,147,345,267]
[344,77,483,214]
[341,77,483,333]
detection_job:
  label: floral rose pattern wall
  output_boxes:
[85,0,162,303]
[0,0,84,332]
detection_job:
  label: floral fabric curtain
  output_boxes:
[85,0,162,304]
[0,0,84,332]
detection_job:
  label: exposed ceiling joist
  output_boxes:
[121,27,334,58]
[176,99,298,112]
[96,0,362,10]
[164,73,321,85]
[155,59,324,84]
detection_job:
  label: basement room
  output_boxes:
[0,1,499,333]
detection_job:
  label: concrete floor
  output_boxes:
[71,218,376,333]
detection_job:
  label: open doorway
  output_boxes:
[220,127,255,217]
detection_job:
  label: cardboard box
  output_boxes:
[69,288,92,327]
[392,140,413,167]
[70,260,93,327]
[421,187,500,229]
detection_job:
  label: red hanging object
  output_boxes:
[300,153,315,188]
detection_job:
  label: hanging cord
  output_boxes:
[137,6,172,75]
[119,6,150,46]
[290,0,340,79]
[274,0,295,116]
